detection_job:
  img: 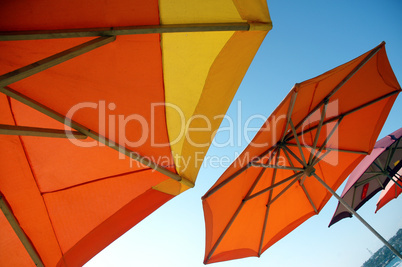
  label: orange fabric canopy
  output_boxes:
[0,1,271,266]
[202,43,401,264]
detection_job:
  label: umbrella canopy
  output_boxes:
[202,42,401,264]
[375,169,402,213]
[329,127,402,226]
[0,1,272,266]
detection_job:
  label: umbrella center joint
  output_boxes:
[304,165,316,177]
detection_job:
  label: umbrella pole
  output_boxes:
[312,173,402,259]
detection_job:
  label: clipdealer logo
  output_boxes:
[63,100,339,169]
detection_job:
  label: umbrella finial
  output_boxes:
[304,165,316,177]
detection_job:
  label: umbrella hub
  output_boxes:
[304,165,316,177]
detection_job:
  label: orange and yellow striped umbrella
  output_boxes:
[0,1,271,266]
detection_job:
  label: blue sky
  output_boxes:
[85,1,402,266]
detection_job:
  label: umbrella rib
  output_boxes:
[384,146,394,171]
[281,145,306,167]
[0,124,87,139]
[287,143,369,155]
[300,184,318,214]
[286,42,385,137]
[285,90,400,143]
[245,172,304,202]
[357,171,383,175]
[0,22,272,41]
[280,89,298,143]
[266,174,304,206]
[354,173,383,188]
[373,160,385,172]
[289,119,307,166]
[312,150,331,168]
[205,159,270,263]
[311,117,343,164]
[312,172,402,260]
[202,146,278,199]
[0,194,44,267]
[0,87,192,187]
[388,176,402,190]
[308,100,328,165]
[385,138,401,170]
[282,148,297,171]
[0,36,116,88]
[258,149,281,256]
[250,163,304,172]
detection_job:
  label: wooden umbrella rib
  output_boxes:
[0,36,116,88]
[0,87,192,187]
[250,163,304,172]
[388,176,402,190]
[376,177,386,189]
[286,143,369,156]
[289,119,307,166]
[205,162,269,263]
[288,42,385,136]
[281,145,305,167]
[300,184,318,214]
[373,160,385,172]
[354,173,383,188]
[258,149,282,256]
[266,174,304,206]
[202,146,278,199]
[308,101,328,165]
[311,117,343,164]
[0,23,257,41]
[0,194,44,267]
[0,124,87,139]
[311,152,331,173]
[286,89,400,144]
[385,139,401,170]
[245,172,304,202]
[281,90,298,143]
[384,144,394,170]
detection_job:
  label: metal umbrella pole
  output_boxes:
[312,173,402,259]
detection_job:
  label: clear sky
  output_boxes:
[85,1,402,266]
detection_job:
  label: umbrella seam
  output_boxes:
[158,31,179,177]
[376,50,401,91]
[41,167,153,195]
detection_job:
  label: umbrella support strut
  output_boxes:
[0,22,272,41]
[0,124,86,139]
[0,194,44,267]
[312,173,402,259]
[0,36,116,88]
[0,87,194,188]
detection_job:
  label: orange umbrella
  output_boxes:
[0,1,272,266]
[202,42,401,264]
[375,168,402,213]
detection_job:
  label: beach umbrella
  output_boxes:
[375,169,402,213]
[329,127,402,226]
[202,42,401,264]
[0,1,272,266]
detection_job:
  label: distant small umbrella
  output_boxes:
[375,168,402,213]
[329,127,402,227]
